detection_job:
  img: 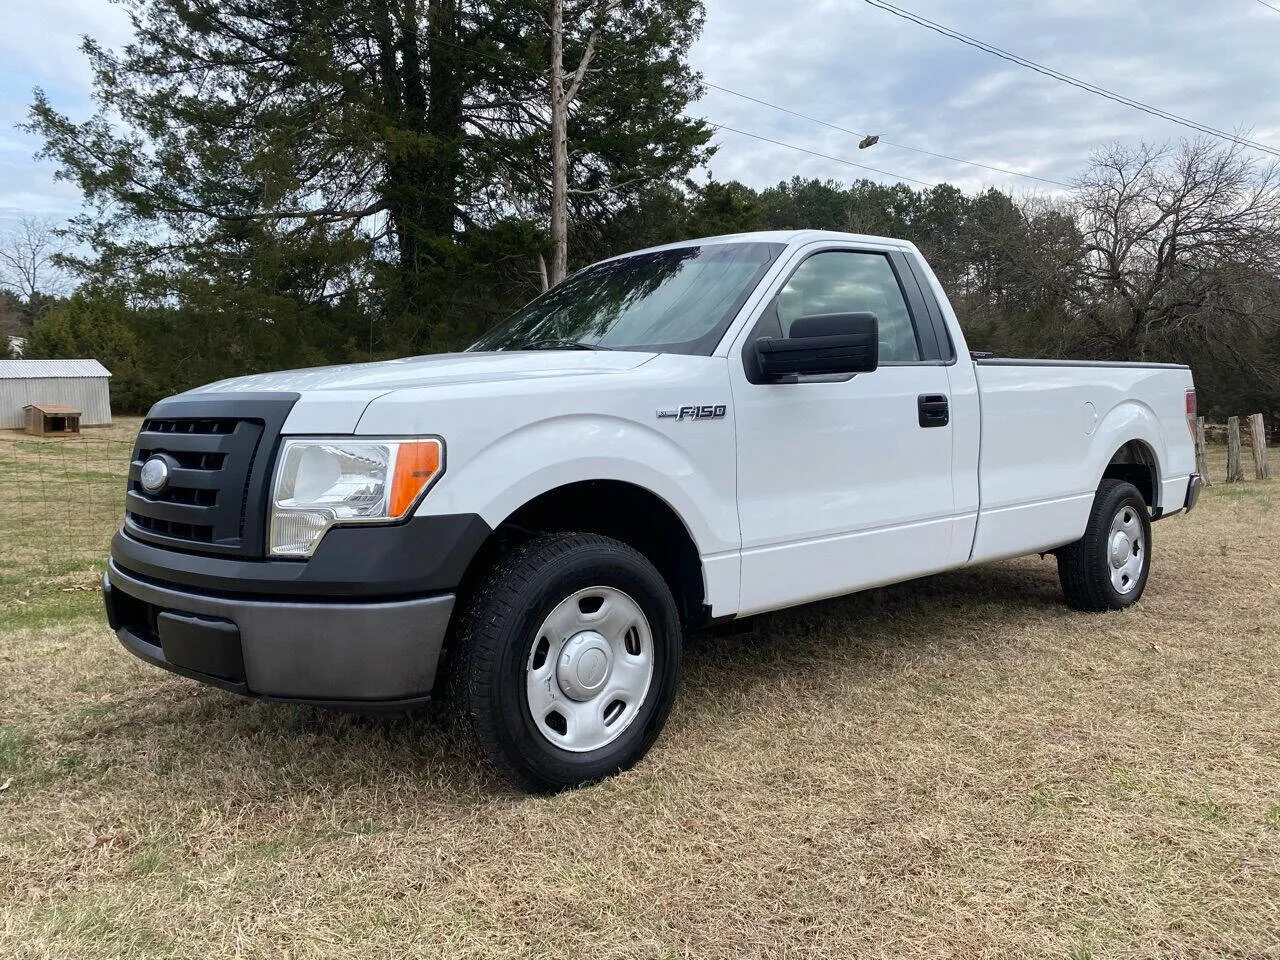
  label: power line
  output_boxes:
[705,82,1070,187]
[863,0,1280,160]
[1252,0,1280,14]
[705,121,938,187]
[398,24,945,189]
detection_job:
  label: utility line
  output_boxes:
[706,82,1070,187]
[863,0,1280,159]
[426,27,953,189]
[1251,0,1280,14]
[705,122,938,187]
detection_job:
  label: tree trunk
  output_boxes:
[1227,416,1244,483]
[377,0,464,321]
[1249,413,1270,480]
[548,1,608,286]
[422,0,464,240]
[549,0,568,287]
[1194,416,1211,486]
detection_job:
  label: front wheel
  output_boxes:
[1056,479,1152,611]
[450,532,682,792]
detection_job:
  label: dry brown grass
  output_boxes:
[0,420,137,599]
[1,438,1279,959]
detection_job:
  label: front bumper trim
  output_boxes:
[109,511,491,600]
[105,560,455,705]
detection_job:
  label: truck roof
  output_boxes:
[593,230,919,266]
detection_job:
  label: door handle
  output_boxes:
[917,394,950,428]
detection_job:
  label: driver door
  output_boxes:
[729,245,957,616]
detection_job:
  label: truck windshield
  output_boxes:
[470,242,785,355]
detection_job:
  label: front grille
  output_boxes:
[126,418,264,552]
[128,512,215,543]
[121,393,299,557]
[145,418,237,435]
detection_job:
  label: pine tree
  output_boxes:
[26,0,711,351]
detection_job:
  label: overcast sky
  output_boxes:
[2,0,1279,226]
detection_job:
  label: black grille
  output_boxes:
[126,418,264,550]
[144,418,238,435]
[122,393,299,557]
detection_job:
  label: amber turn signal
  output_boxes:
[389,440,444,518]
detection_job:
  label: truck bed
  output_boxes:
[969,358,1196,564]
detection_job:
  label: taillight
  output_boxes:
[1186,389,1197,441]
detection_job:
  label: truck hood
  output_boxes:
[187,349,657,395]
[185,350,658,434]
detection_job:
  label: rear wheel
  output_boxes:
[450,532,682,792]
[1057,479,1152,611]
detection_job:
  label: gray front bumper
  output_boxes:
[104,560,454,706]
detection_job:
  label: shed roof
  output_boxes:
[0,359,112,379]
[24,403,81,415]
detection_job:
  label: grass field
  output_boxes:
[1,421,1278,958]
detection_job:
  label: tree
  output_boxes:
[547,0,615,286]
[0,289,25,340]
[0,216,69,303]
[757,177,849,231]
[1074,139,1280,361]
[947,192,1086,358]
[23,290,159,410]
[26,0,712,349]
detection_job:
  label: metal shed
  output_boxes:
[0,359,112,429]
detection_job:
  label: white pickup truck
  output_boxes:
[103,230,1201,791]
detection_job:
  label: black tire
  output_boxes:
[1056,479,1152,611]
[449,532,682,793]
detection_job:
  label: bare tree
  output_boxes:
[0,215,70,301]
[1074,139,1280,359]
[548,0,618,287]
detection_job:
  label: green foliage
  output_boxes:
[25,0,712,358]
[23,291,157,410]
[16,171,1280,423]
[0,289,66,341]
[0,290,26,340]
[19,3,1280,426]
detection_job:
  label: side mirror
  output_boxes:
[754,312,879,381]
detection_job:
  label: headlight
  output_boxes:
[269,437,444,557]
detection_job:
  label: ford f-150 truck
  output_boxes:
[103,230,1201,791]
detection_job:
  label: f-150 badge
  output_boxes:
[657,404,727,421]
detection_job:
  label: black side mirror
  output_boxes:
[753,312,879,381]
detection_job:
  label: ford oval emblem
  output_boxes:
[139,455,171,494]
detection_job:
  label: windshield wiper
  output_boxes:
[519,338,610,351]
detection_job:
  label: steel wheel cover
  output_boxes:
[524,586,656,753]
[1107,504,1145,594]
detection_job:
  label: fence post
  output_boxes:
[1249,413,1270,480]
[1227,416,1245,483]
[1193,417,1211,485]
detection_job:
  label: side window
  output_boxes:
[775,251,921,363]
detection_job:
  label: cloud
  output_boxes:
[0,0,134,87]
[1,0,1278,223]
[691,0,1280,194]
[0,0,132,223]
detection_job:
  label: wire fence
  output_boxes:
[0,423,136,599]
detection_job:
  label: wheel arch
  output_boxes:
[456,479,710,628]
[1092,399,1167,510]
[1101,438,1160,509]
